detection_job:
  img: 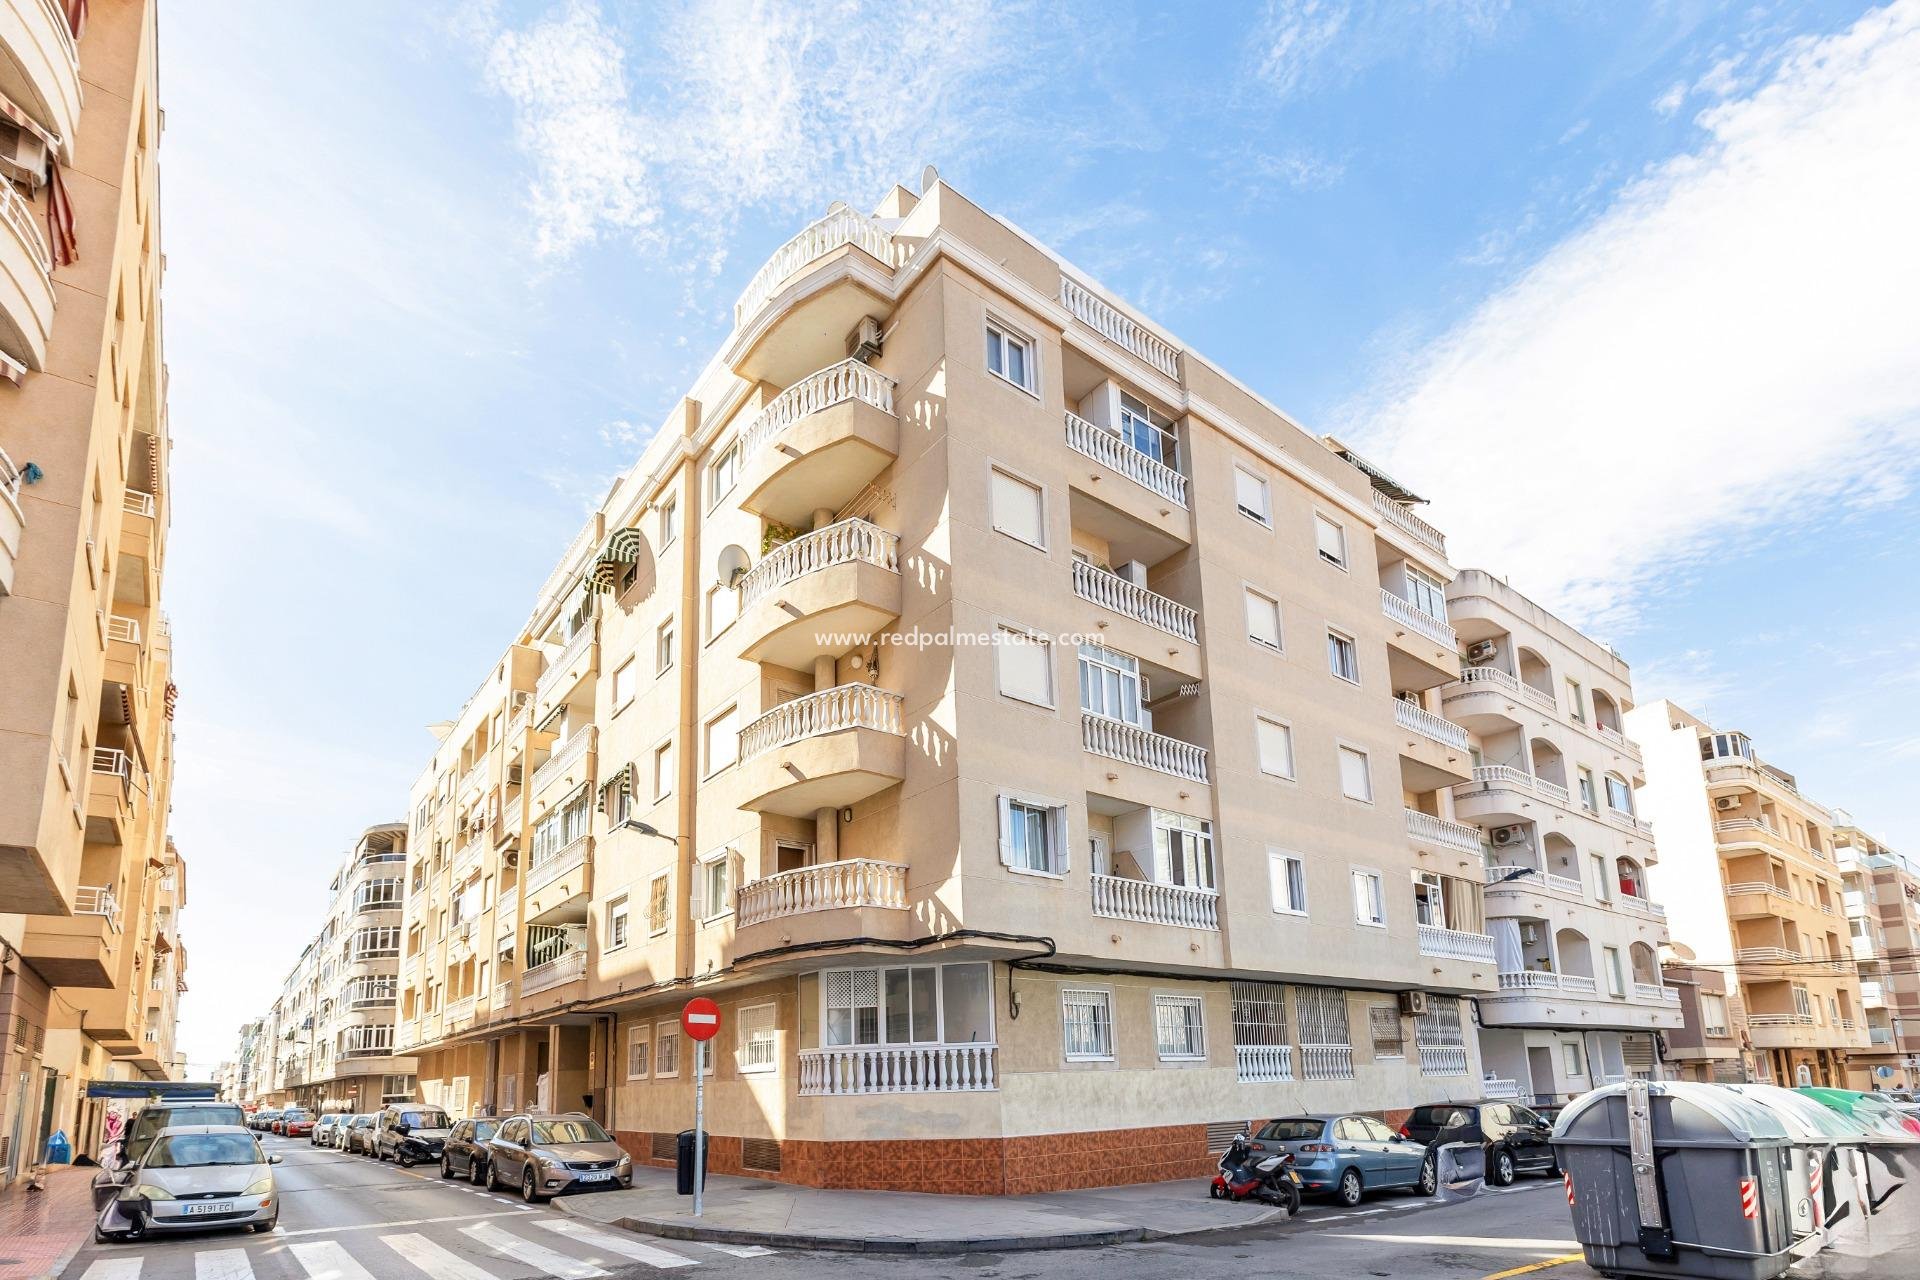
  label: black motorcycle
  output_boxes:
[1210,1126,1302,1215]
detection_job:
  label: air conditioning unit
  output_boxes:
[1492,825,1528,848]
[1114,560,1148,587]
[0,123,49,189]
[507,764,523,786]
[1714,796,1741,812]
[503,850,519,868]
[845,315,883,362]
[1397,991,1428,1017]
[1465,640,1498,664]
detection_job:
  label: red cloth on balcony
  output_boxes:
[44,160,77,266]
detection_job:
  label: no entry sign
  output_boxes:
[682,997,721,1041]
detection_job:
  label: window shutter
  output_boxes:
[996,796,1015,868]
[1314,515,1345,563]
[1268,853,1286,912]
[1053,806,1071,874]
[689,863,706,920]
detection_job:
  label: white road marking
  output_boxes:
[381,1233,502,1280]
[696,1243,774,1258]
[1325,1232,1582,1250]
[289,1240,381,1280]
[536,1219,700,1268]
[461,1221,608,1278]
[279,1208,533,1237]
[195,1249,254,1280]
[77,1261,144,1280]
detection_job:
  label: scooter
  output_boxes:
[1210,1126,1302,1215]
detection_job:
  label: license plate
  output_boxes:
[182,1201,236,1216]
[1287,1171,1301,1185]
[575,1170,613,1183]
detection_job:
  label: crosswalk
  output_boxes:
[71,1215,774,1280]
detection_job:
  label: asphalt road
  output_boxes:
[61,1135,1598,1280]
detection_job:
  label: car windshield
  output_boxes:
[148,1134,261,1168]
[534,1118,610,1144]
[1256,1119,1326,1141]
[131,1106,245,1146]
[1410,1106,1473,1129]
[398,1110,451,1129]
[283,1110,309,1120]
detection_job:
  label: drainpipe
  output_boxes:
[674,399,703,985]
[812,507,840,866]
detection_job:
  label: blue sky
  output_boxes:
[153,0,1920,1072]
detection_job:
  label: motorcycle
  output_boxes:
[1210,1126,1302,1215]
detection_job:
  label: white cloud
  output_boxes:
[1344,1,1920,631]
[1247,0,1510,100]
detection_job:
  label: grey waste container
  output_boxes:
[676,1129,708,1196]
[1552,1079,1801,1280]
[1716,1084,1870,1240]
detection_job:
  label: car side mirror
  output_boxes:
[396,1122,411,1135]
[269,1154,284,1164]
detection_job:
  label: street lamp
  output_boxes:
[618,820,678,845]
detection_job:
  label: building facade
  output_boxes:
[0,0,184,1186]
[1835,817,1920,1090]
[1658,961,1750,1084]
[1443,571,1680,1103]
[396,177,1504,1194]
[1628,702,1867,1087]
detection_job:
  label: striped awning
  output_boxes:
[585,526,645,593]
[0,351,24,388]
[598,764,633,812]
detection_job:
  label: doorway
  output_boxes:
[1527,1046,1557,1104]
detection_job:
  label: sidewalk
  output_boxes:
[0,1166,96,1280]
[555,1164,1283,1254]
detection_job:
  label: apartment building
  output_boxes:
[1443,571,1679,1103]
[1835,816,1920,1090]
[243,824,417,1113]
[1628,702,1866,1087]
[0,0,182,1185]
[228,1018,266,1106]
[396,175,1500,1193]
[1658,961,1750,1084]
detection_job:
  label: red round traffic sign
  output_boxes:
[682,997,721,1042]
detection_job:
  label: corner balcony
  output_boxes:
[22,885,119,987]
[1090,873,1218,931]
[737,685,906,818]
[1417,923,1496,964]
[798,1043,997,1096]
[1452,765,1566,827]
[1724,881,1793,919]
[532,625,596,725]
[735,859,914,947]
[1059,276,1180,380]
[0,178,54,374]
[1372,490,1446,557]
[1406,808,1485,857]
[1442,666,1556,733]
[2,448,24,597]
[730,205,904,385]
[737,519,901,669]
[0,0,81,162]
[737,360,899,526]
[1394,699,1472,790]
[1382,590,1460,691]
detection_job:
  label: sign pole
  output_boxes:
[693,1040,705,1218]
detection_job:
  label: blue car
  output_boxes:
[1248,1114,1430,1206]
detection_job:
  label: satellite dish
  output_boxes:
[1667,941,1698,963]
[921,165,939,194]
[716,544,750,587]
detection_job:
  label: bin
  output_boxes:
[45,1131,71,1165]
[1716,1084,1870,1241]
[1552,1079,1802,1279]
[675,1129,709,1196]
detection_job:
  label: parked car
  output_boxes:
[440,1118,500,1184]
[1400,1100,1558,1187]
[1530,1102,1570,1132]
[1249,1114,1428,1206]
[484,1113,631,1203]
[91,1101,249,1206]
[311,1114,342,1147]
[279,1108,314,1138]
[94,1125,281,1242]
[250,1109,281,1133]
[375,1104,454,1166]
[342,1113,378,1155]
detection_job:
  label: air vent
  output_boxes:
[650,1131,676,1161]
[741,1137,781,1172]
[1205,1120,1245,1153]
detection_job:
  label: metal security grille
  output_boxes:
[1369,1004,1404,1057]
[1414,995,1464,1047]
[1294,985,1350,1046]
[1230,981,1287,1046]
[1622,1036,1655,1070]
[741,1138,782,1171]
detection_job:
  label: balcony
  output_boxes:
[731,206,903,384]
[1059,276,1180,380]
[1069,559,1201,680]
[1063,410,1188,510]
[22,885,119,987]
[526,834,588,896]
[733,859,915,947]
[521,947,586,997]
[1394,700,1472,792]
[1382,590,1460,691]
[533,626,596,724]
[1497,971,1600,996]
[1372,489,1446,557]
[1417,924,1496,964]
[737,360,899,526]
[1393,699,1468,752]
[1724,881,1792,918]
[1090,873,1218,931]
[0,1,80,162]
[1418,1046,1470,1077]
[737,519,901,669]
[738,685,906,817]
[1299,1044,1355,1081]
[444,995,477,1033]
[1452,765,1563,827]
[1081,713,1207,785]
[1605,806,1654,837]
[1616,893,1667,921]
[0,178,53,375]
[1594,721,1643,763]
[86,747,135,844]
[1234,1044,1294,1083]
[1406,808,1484,856]
[529,725,595,800]
[1,447,22,596]
[1442,666,1557,736]
[798,1043,997,1096]
[1633,982,1682,1005]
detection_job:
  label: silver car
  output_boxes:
[95,1125,281,1242]
[484,1113,631,1203]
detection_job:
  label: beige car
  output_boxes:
[484,1113,631,1203]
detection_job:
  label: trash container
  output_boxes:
[45,1131,71,1165]
[1552,1079,1802,1279]
[675,1129,709,1196]
[1716,1084,1868,1241]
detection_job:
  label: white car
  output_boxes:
[95,1125,281,1242]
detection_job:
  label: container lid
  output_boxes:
[1556,1081,1793,1146]
[1716,1083,1880,1141]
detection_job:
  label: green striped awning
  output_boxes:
[585,526,646,593]
[598,764,634,812]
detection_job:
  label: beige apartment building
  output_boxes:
[1834,817,1919,1090]
[1659,961,1750,1084]
[1443,571,1681,1103]
[1628,703,1867,1087]
[397,175,1504,1193]
[0,0,187,1186]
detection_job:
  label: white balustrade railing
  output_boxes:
[0,181,51,276]
[1450,665,1519,697]
[1715,817,1774,837]
[1071,559,1197,642]
[122,490,155,518]
[1299,1044,1355,1081]
[1394,698,1469,750]
[32,0,79,68]
[1482,1077,1520,1101]
[1418,924,1497,963]
[1547,872,1584,896]
[1617,894,1667,920]
[107,614,141,644]
[1380,589,1456,648]
[520,948,585,996]
[1455,765,1575,811]
[1632,982,1669,1003]
[739,519,899,613]
[1081,713,1208,783]
[1560,974,1598,994]
[1419,1045,1470,1077]
[1535,777,1572,805]
[1747,1014,1813,1027]
[1090,874,1219,930]
[740,685,903,760]
[75,884,121,931]
[491,981,513,1011]
[1234,1044,1294,1083]
[1059,277,1180,378]
[1062,411,1188,508]
[445,996,476,1029]
[1606,807,1654,835]
[1735,946,1799,964]
[535,625,595,708]
[1595,722,1642,761]
[1724,880,1789,899]
[736,206,903,327]
[1371,489,1446,555]
[1485,864,1533,885]
[1498,971,1559,991]
[738,358,896,469]
[1405,808,1484,854]
[736,859,908,927]
[529,726,595,796]
[798,1043,997,1095]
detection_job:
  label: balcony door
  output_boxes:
[1078,643,1148,728]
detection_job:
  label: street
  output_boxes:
[58,1135,1600,1280]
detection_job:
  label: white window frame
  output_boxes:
[1327,628,1361,685]
[997,792,1070,878]
[707,443,738,510]
[610,657,635,714]
[736,1003,777,1074]
[1562,1041,1584,1077]
[1313,512,1348,570]
[656,616,676,676]
[994,624,1055,709]
[626,1025,650,1080]
[820,961,994,1049]
[989,464,1048,549]
[658,494,678,548]
[646,871,671,936]
[1151,992,1207,1061]
[703,705,738,778]
[1255,714,1296,780]
[1061,988,1115,1062]
[652,737,675,801]
[1268,850,1308,916]
[1413,871,1446,928]
[1404,563,1447,619]
[1351,868,1387,928]
[654,1024,681,1078]
[705,582,738,641]
[1337,742,1374,804]
[1233,464,1271,526]
[1244,585,1283,653]
[695,849,735,922]
[1604,946,1626,998]
[985,317,1039,396]
[605,894,630,952]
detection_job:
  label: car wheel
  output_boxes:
[397,1151,414,1168]
[1337,1168,1364,1207]
[1491,1149,1516,1187]
[440,1156,454,1179]
[470,1158,487,1187]
[487,1160,502,1191]
[522,1166,545,1204]
[1417,1155,1438,1196]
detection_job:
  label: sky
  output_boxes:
[152,0,1920,1075]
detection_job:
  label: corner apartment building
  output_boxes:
[1628,702,1866,1087]
[246,824,417,1113]
[1442,570,1680,1103]
[1835,816,1919,1090]
[397,175,1502,1193]
[1658,961,1749,1084]
[0,0,184,1186]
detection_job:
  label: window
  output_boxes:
[1577,767,1598,813]
[1699,993,1730,1037]
[1413,872,1446,928]
[986,321,1036,393]
[694,852,733,921]
[1605,774,1634,814]
[1369,1005,1404,1058]
[1590,852,1610,900]
[1268,852,1308,915]
[995,627,1054,707]
[1562,1041,1584,1076]
[1154,811,1215,890]
[1313,514,1347,568]
[1352,870,1386,927]
[1338,745,1373,803]
[656,618,676,675]
[531,785,593,865]
[706,583,738,638]
[1791,986,1812,1019]
[1603,947,1625,998]
[1233,466,1270,524]
[1405,564,1447,620]
[822,962,992,1047]
[704,706,738,776]
[647,872,670,935]
[1294,985,1351,1050]
[1327,630,1360,684]
[1231,981,1287,1048]
[605,895,629,951]
[655,1025,680,1077]
[998,795,1068,876]
[1061,989,1114,1061]
[1078,643,1145,725]
[1565,678,1585,723]
[611,658,634,713]
[652,739,674,800]
[708,444,738,508]
[1256,716,1295,779]
[1414,996,1464,1049]
[658,495,677,548]
[737,1004,776,1073]
[626,1027,650,1080]
[1153,993,1206,1060]
[1244,587,1283,651]
[990,468,1046,547]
